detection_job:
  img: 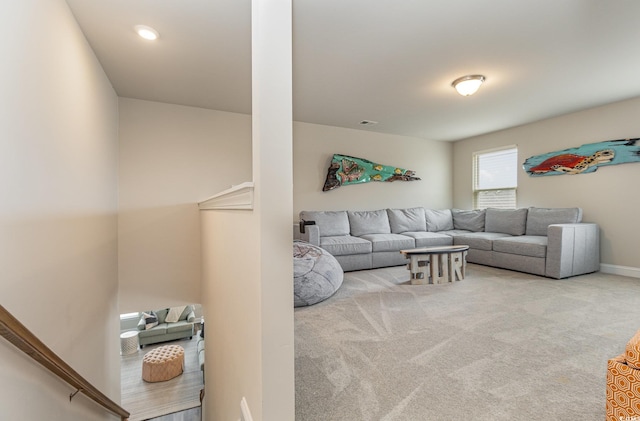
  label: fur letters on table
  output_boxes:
[523,138,640,176]
[323,154,420,191]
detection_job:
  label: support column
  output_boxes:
[252,1,294,420]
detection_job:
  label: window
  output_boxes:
[473,146,518,209]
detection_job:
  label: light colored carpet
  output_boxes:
[121,336,203,421]
[295,264,640,420]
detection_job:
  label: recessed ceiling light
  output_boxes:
[134,25,159,41]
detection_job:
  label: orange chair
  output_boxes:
[606,330,640,420]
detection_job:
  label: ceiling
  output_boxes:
[65,0,640,142]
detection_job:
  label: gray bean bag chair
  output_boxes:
[293,240,343,307]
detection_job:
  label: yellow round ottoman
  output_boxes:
[142,345,185,382]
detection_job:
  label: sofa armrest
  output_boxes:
[297,224,320,246]
[293,223,301,240]
[187,311,196,323]
[546,223,599,279]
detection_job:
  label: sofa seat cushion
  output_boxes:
[166,320,194,334]
[439,229,473,237]
[139,324,168,338]
[320,235,372,256]
[359,233,415,252]
[401,231,453,248]
[387,207,427,233]
[493,236,548,258]
[453,232,512,251]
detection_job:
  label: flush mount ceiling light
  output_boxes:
[134,25,159,41]
[451,75,485,96]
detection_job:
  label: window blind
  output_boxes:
[473,147,518,209]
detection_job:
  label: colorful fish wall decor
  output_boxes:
[523,138,640,176]
[323,154,420,191]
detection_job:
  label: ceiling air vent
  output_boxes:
[359,120,378,126]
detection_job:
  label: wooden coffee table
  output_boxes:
[400,245,469,285]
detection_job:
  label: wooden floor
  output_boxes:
[147,407,201,421]
[121,335,204,421]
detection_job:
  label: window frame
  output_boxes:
[472,145,518,210]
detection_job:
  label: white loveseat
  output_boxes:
[296,207,599,279]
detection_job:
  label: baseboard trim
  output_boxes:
[240,397,254,421]
[600,263,640,279]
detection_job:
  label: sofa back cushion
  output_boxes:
[387,207,427,233]
[452,209,486,232]
[525,207,583,236]
[348,209,391,236]
[425,209,454,232]
[484,208,528,235]
[300,210,350,237]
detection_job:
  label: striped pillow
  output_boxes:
[141,311,159,330]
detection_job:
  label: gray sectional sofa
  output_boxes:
[296,207,600,279]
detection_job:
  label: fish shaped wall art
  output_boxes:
[523,138,640,176]
[323,154,420,191]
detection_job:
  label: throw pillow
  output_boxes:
[165,306,186,323]
[141,311,158,330]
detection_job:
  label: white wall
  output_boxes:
[118,98,252,312]
[293,122,453,216]
[0,1,120,419]
[453,96,640,270]
[201,211,262,420]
